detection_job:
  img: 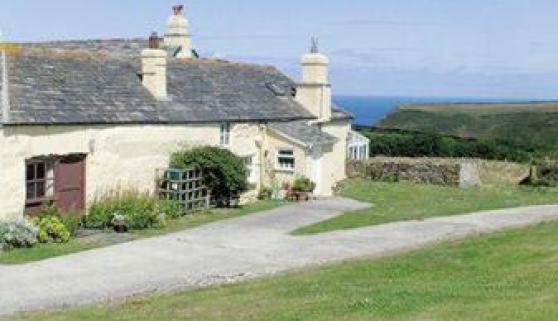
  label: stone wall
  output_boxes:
[347,157,530,188]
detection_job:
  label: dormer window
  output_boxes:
[220,123,231,147]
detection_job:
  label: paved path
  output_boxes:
[2,198,558,316]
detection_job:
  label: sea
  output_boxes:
[333,95,543,126]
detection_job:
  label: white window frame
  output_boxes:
[25,157,56,206]
[276,148,295,172]
[220,123,231,147]
[347,131,370,161]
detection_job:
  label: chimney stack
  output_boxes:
[164,4,193,58]
[295,38,332,120]
[141,32,167,100]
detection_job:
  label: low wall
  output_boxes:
[347,157,530,187]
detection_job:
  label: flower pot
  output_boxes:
[114,225,128,234]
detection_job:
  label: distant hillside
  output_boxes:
[375,102,558,150]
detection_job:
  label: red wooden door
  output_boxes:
[55,155,86,215]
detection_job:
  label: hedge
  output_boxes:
[358,128,537,163]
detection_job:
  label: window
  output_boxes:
[347,131,370,161]
[277,149,295,171]
[26,158,55,205]
[220,123,231,146]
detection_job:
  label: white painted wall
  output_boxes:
[0,124,219,219]
[0,120,351,219]
[320,119,351,196]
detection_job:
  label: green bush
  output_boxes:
[359,128,534,163]
[527,163,558,187]
[0,220,38,250]
[85,190,172,230]
[258,187,273,200]
[37,206,81,236]
[170,146,248,206]
[156,200,184,219]
[33,216,71,244]
[292,177,316,193]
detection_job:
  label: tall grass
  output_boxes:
[85,189,182,230]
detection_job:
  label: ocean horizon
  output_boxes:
[334,95,553,126]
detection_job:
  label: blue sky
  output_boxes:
[1,0,558,99]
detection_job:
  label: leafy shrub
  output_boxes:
[0,220,38,250]
[292,177,316,193]
[170,146,248,206]
[527,163,558,187]
[37,206,81,236]
[86,190,166,230]
[359,128,534,163]
[33,216,71,244]
[258,187,273,200]
[156,200,184,219]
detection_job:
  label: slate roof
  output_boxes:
[0,39,352,126]
[23,38,148,57]
[270,121,339,147]
[2,49,314,125]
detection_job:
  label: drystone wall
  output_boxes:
[347,157,530,188]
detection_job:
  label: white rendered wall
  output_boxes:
[0,124,219,219]
[320,119,351,195]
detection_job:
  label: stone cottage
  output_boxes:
[0,5,369,219]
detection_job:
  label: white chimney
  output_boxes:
[141,33,167,100]
[295,38,332,120]
[164,5,193,59]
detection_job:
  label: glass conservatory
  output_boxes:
[347,131,370,161]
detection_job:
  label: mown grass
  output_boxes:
[9,219,558,321]
[0,200,286,265]
[294,179,558,234]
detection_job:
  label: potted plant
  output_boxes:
[111,214,129,233]
[291,177,316,201]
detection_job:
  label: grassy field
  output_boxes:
[9,219,558,320]
[399,101,558,115]
[294,179,558,234]
[375,107,558,151]
[0,200,286,265]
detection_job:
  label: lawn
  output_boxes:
[293,179,558,234]
[0,200,286,265]
[9,219,558,320]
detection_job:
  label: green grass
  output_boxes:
[375,108,558,152]
[294,179,558,234]
[0,200,286,265]
[9,219,558,321]
[0,238,116,265]
[400,101,558,115]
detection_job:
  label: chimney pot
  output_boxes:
[173,5,184,15]
[149,32,161,49]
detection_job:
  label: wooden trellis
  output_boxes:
[156,168,210,212]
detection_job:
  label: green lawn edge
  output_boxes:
[293,179,558,235]
[10,220,558,321]
[0,200,287,265]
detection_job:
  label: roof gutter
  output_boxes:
[1,50,9,124]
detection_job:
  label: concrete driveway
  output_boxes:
[2,197,558,316]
